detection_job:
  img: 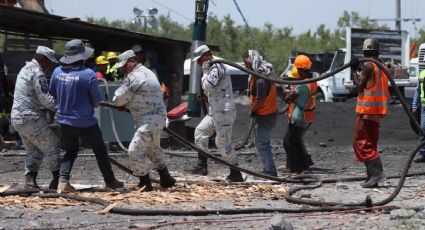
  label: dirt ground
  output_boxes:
[2,98,425,230]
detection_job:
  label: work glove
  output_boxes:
[201,60,211,75]
[350,58,360,70]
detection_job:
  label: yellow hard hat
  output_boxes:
[95,56,109,65]
[107,52,117,60]
[288,66,299,78]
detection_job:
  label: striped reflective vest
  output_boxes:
[287,82,318,123]
[419,70,425,105]
[249,77,277,115]
[355,62,389,115]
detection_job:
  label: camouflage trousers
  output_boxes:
[129,115,167,177]
[194,110,238,164]
[12,117,61,174]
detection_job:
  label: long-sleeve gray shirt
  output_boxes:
[11,59,56,122]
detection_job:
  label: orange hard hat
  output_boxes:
[294,55,312,69]
[288,66,299,78]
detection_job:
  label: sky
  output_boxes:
[44,0,424,38]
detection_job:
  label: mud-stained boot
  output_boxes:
[360,161,372,187]
[226,167,244,182]
[189,155,208,175]
[57,179,77,194]
[362,157,386,188]
[24,172,39,189]
[138,174,153,192]
[48,171,60,190]
[158,167,176,188]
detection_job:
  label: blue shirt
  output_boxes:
[49,65,101,128]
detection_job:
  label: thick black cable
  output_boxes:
[28,192,399,215]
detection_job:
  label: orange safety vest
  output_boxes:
[355,62,389,115]
[287,82,318,123]
[249,77,277,115]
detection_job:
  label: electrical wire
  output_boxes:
[149,0,193,23]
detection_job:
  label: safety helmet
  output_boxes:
[294,55,312,69]
[288,66,299,78]
[107,52,117,60]
[362,38,379,52]
[95,55,109,65]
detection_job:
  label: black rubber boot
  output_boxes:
[226,167,244,182]
[360,161,372,186]
[362,157,386,188]
[138,174,153,192]
[158,167,176,188]
[189,155,208,175]
[48,171,60,189]
[25,172,39,189]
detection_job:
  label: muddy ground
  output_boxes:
[2,98,425,230]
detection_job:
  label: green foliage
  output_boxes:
[84,11,425,74]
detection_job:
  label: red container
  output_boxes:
[167,102,188,119]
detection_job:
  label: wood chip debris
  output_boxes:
[0,183,287,210]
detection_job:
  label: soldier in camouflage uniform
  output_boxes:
[190,45,243,182]
[11,46,61,189]
[111,50,175,192]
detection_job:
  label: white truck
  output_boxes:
[418,43,425,77]
[318,27,414,102]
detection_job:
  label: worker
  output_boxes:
[110,50,176,192]
[0,55,11,141]
[106,52,122,81]
[288,66,299,78]
[190,45,243,182]
[11,46,61,189]
[350,38,389,188]
[282,55,317,173]
[49,39,124,193]
[412,69,425,163]
[95,55,113,81]
[242,50,278,177]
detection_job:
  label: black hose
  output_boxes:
[29,192,400,216]
[234,117,254,151]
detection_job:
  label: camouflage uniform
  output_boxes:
[112,64,167,176]
[11,59,60,174]
[195,63,238,164]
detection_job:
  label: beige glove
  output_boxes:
[201,60,211,75]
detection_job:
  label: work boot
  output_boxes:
[48,171,60,190]
[189,155,208,175]
[361,157,386,188]
[105,179,124,190]
[24,172,39,189]
[138,174,153,192]
[57,179,77,193]
[226,167,244,182]
[158,167,176,188]
[360,161,372,186]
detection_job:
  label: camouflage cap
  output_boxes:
[117,50,136,68]
[36,46,58,63]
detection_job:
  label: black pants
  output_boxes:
[59,124,115,184]
[283,122,313,173]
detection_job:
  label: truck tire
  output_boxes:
[316,90,325,102]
